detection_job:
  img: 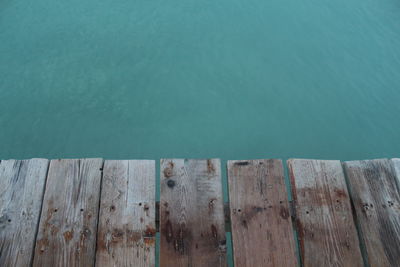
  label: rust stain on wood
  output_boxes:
[144,225,156,238]
[334,188,347,198]
[96,232,111,252]
[295,218,306,261]
[111,229,124,243]
[63,230,74,242]
[50,225,59,236]
[207,159,216,173]
[144,237,156,246]
[163,161,175,178]
[143,225,157,246]
[164,168,173,178]
[36,238,49,254]
[126,230,141,243]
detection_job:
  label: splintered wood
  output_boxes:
[227,159,297,267]
[160,159,227,267]
[288,159,363,267]
[344,159,400,267]
[96,160,156,267]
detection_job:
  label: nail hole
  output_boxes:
[167,179,176,188]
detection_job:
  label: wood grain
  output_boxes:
[0,159,49,267]
[288,159,363,267]
[33,158,103,267]
[392,158,400,186]
[96,160,156,267]
[160,159,226,267]
[343,159,400,267]
[227,159,298,267]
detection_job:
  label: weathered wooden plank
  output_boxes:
[0,159,49,267]
[288,159,363,267]
[227,159,297,267]
[96,160,156,267]
[392,158,400,186]
[33,158,103,267]
[343,159,400,267]
[160,159,226,267]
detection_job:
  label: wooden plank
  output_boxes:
[156,201,231,232]
[96,160,156,266]
[33,158,103,267]
[0,159,49,267]
[288,159,363,267]
[343,159,400,267]
[227,159,298,267]
[160,159,226,266]
[392,158,400,186]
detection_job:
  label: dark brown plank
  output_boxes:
[96,160,156,266]
[288,159,363,267]
[227,159,298,267]
[0,159,49,267]
[343,159,400,267]
[160,159,226,267]
[33,159,103,267]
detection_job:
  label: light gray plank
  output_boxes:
[392,158,400,187]
[0,159,49,267]
[343,159,400,267]
[33,158,103,267]
[228,159,298,267]
[96,160,156,267]
[160,159,226,267]
[288,159,363,267]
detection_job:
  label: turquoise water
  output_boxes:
[1,0,400,161]
[1,0,400,265]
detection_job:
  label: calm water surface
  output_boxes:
[1,0,400,161]
[1,0,400,265]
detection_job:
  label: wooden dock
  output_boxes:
[1,158,399,266]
